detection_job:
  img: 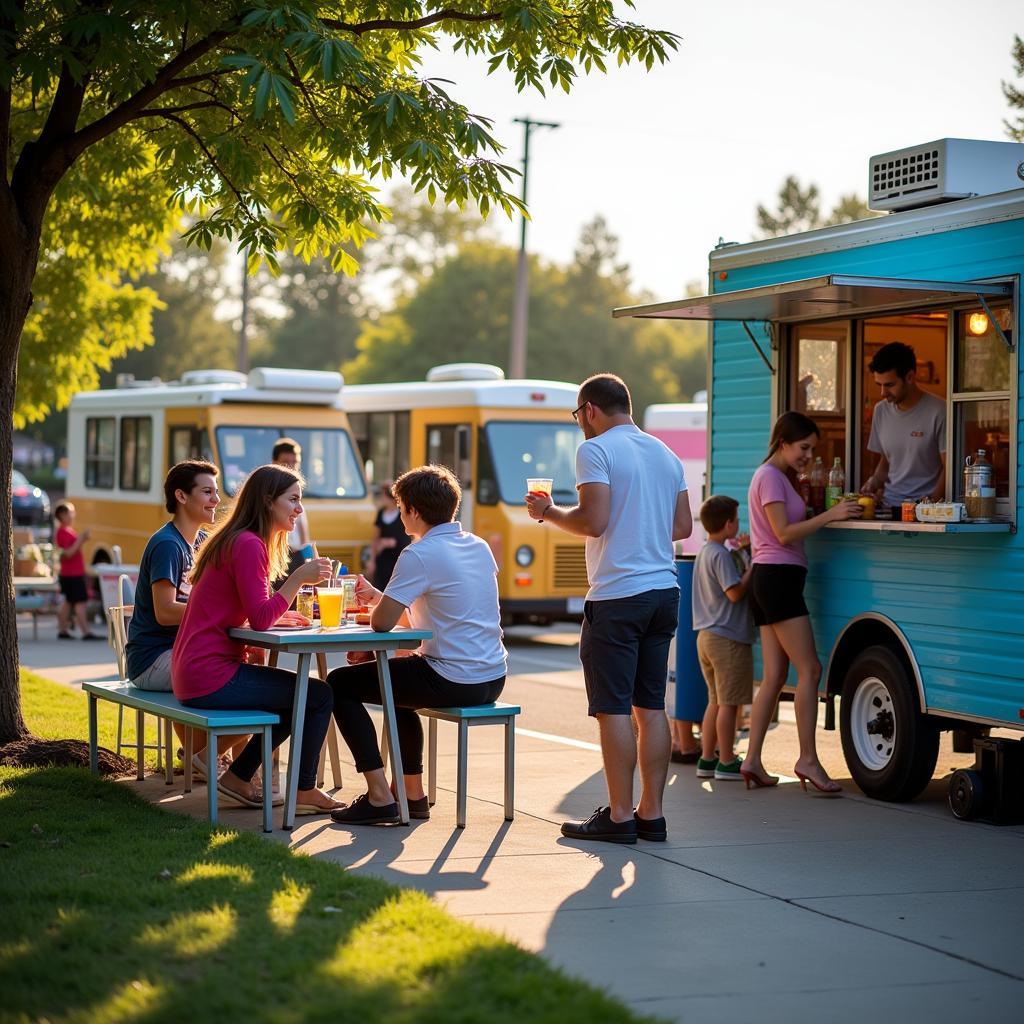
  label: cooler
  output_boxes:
[673,555,707,721]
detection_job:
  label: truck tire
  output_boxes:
[839,644,939,802]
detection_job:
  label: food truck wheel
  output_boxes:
[839,645,938,802]
[947,769,985,821]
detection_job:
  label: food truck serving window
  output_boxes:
[782,299,1015,515]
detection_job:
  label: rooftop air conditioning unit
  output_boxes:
[178,369,248,387]
[426,363,505,383]
[868,138,1024,213]
[248,367,343,392]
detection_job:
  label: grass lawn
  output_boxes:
[2,673,654,1024]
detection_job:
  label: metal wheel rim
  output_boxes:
[850,675,896,771]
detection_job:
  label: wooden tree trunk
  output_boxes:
[0,251,38,744]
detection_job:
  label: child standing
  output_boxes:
[54,502,102,640]
[691,495,754,781]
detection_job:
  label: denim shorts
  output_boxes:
[580,587,679,716]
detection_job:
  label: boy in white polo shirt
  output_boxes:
[326,464,507,826]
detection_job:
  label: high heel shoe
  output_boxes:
[739,767,779,789]
[794,770,842,795]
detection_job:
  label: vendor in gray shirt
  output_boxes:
[861,342,946,505]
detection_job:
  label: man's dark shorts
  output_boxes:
[580,587,679,717]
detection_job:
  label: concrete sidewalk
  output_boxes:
[19,620,1024,1022]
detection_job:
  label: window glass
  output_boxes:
[789,323,847,471]
[955,308,1012,393]
[169,426,212,464]
[120,417,152,491]
[482,422,580,505]
[85,417,116,489]
[214,426,366,498]
[955,400,1010,500]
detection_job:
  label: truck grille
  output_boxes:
[553,545,588,590]
[325,546,360,571]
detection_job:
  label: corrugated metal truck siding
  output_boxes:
[709,217,1024,726]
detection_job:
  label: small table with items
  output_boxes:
[228,623,432,829]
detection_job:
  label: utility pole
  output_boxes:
[508,116,559,380]
[237,251,250,373]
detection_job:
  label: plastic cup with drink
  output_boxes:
[317,580,344,630]
[527,477,554,524]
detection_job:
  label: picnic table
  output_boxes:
[228,623,432,829]
[14,576,60,639]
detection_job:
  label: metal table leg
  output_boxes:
[283,652,311,830]
[376,651,408,824]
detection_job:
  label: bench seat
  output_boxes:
[84,680,279,832]
[380,701,522,828]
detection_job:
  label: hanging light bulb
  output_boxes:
[967,311,990,336]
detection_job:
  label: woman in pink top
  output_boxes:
[741,412,861,795]
[172,464,342,814]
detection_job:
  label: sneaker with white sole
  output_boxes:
[696,757,718,778]
[714,757,744,780]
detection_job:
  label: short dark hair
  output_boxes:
[54,501,73,522]
[393,465,461,526]
[700,495,739,534]
[578,373,631,416]
[164,460,218,514]
[272,437,301,462]
[869,342,917,378]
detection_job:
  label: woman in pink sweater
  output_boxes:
[172,464,341,814]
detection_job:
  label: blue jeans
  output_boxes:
[182,663,333,790]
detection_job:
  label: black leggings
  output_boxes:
[326,656,504,775]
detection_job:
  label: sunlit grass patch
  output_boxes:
[2,673,658,1024]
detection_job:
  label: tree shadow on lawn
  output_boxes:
[0,767,654,1024]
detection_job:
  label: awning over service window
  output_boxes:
[612,274,1012,324]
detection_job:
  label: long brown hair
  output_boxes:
[764,411,820,463]
[191,464,303,587]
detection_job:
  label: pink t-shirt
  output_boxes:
[748,463,807,568]
[171,531,288,700]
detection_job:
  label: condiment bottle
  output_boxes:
[826,457,845,509]
[809,457,826,516]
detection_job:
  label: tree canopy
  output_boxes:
[0,2,679,744]
[1004,34,1024,141]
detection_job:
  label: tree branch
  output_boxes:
[160,112,251,217]
[323,9,503,36]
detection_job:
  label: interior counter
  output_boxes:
[824,519,1014,535]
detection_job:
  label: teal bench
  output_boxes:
[84,681,279,832]
[381,701,521,828]
[15,593,55,640]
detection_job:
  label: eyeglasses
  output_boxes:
[571,402,588,423]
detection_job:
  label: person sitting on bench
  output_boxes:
[327,464,508,826]
[172,464,342,814]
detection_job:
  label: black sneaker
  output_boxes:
[634,811,668,842]
[407,795,430,820]
[330,793,401,826]
[57,632,74,639]
[561,806,637,845]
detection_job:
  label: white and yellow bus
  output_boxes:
[344,363,588,623]
[66,367,375,570]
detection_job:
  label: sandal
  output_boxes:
[216,776,263,808]
[294,789,345,816]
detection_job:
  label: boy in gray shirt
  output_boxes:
[692,495,755,781]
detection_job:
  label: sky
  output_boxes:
[412,0,1023,302]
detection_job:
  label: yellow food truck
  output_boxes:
[344,363,588,623]
[66,367,375,570]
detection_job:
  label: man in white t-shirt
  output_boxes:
[526,373,692,844]
[327,464,507,826]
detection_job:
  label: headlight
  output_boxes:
[515,545,534,567]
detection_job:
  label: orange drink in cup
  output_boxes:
[318,585,344,630]
[527,477,554,524]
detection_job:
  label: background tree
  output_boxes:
[101,239,237,384]
[345,217,706,412]
[756,175,879,238]
[1004,33,1024,141]
[0,2,678,744]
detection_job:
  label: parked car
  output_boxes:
[12,469,52,529]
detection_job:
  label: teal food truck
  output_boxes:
[617,138,1024,817]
